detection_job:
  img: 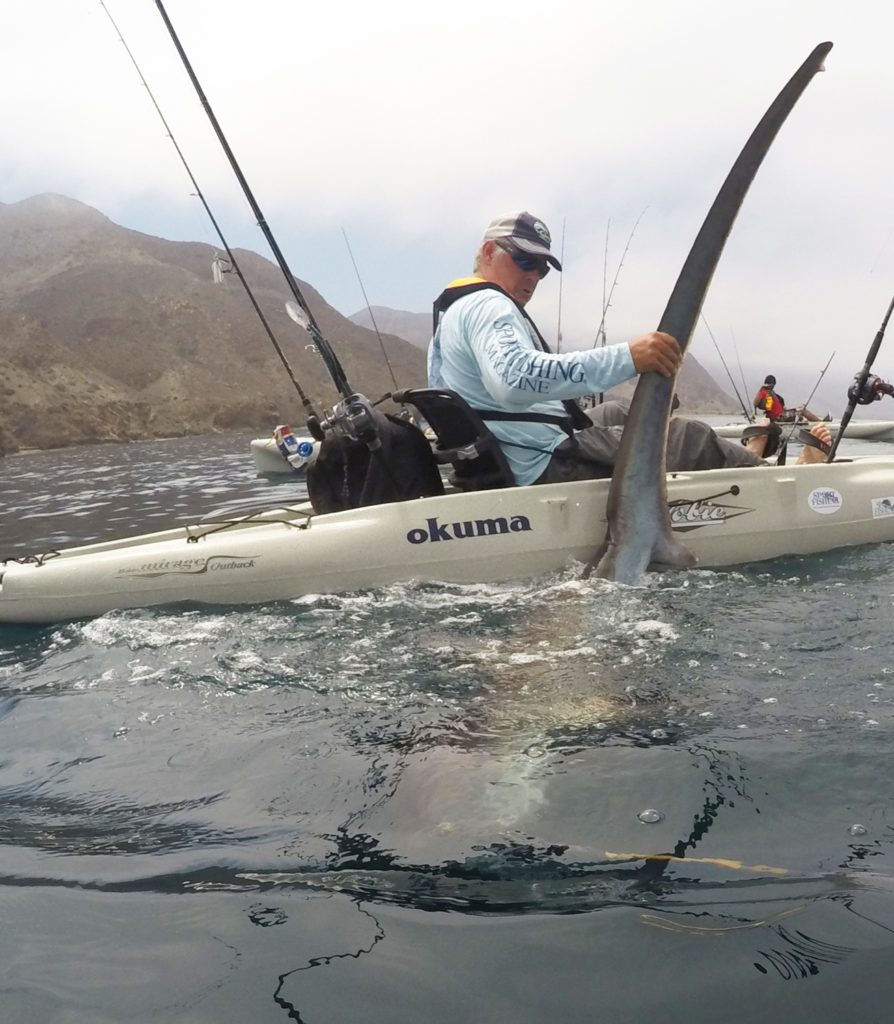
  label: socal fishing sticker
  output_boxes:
[807,487,843,515]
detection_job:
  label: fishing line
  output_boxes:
[153,0,353,400]
[341,228,398,391]
[100,0,319,419]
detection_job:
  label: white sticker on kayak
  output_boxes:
[807,487,842,515]
[871,496,894,519]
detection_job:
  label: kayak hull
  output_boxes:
[710,419,894,441]
[3,457,894,623]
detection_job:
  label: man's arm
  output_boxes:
[461,294,678,408]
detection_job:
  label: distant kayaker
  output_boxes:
[753,375,786,420]
[753,374,820,422]
[429,211,775,485]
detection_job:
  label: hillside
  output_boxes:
[349,304,739,413]
[0,194,427,455]
[349,306,432,350]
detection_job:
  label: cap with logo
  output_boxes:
[483,211,562,271]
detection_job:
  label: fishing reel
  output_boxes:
[309,393,382,450]
[847,373,894,405]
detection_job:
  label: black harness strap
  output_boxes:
[474,407,576,437]
[433,280,593,433]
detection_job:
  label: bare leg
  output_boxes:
[743,418,772,458]
[795,423,832,464]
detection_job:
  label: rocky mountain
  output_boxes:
[0,195,739,458]
[349,306,432,350]
[350,304,739,413]
[0,194,427,456]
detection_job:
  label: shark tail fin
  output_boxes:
[649,527,697,570]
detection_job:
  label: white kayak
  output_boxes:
[4,456,894,624]
[250,428,318,476]
[710,419,894,441]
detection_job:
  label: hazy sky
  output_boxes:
[4,1,894,412]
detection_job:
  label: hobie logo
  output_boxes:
[670,501,727,525]
[668,497,755,532]
[406,515,532,545]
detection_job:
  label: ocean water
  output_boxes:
[2,430,894,1023]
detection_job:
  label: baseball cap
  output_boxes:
[482,211,562,271]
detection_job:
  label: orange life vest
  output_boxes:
[755,386,785,421]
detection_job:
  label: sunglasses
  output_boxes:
[494,239,551,279]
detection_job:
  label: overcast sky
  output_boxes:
[4,1,894,412]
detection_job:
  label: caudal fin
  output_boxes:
[586,527,695,585]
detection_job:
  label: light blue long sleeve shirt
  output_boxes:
[428,288,637,485]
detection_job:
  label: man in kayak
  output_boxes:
[753,374,786,420]
[428,212,826,485]
[753,374,820,422]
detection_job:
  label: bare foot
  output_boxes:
[744,418,773,458]
[796,423,832,464]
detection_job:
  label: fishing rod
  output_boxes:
[555,217,566,353]
[803,347,835,413]
[595,217,610,354]
[590,207,647,350]
[341,228,398,392]
[699,313,753,422]
[588,209,646,406]
[587,217,612,405]
[600,220,610,347]
[827,292,894,462]
[100,1,320,420]
[153,0,353,401]
[729,328,752,420]
[779,348,834,451]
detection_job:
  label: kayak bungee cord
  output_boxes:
[153,0,353,402]
[100,1,319,421]
[826,291,894,462]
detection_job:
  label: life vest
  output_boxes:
[432,278,592,434]
[755,386,785,421]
